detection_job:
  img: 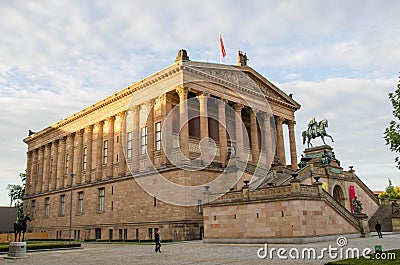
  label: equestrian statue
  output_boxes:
[14,209,31,242]
[302,117,334,148]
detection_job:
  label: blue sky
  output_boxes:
[1,0,399,206]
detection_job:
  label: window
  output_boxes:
[45,197,50,217]
[103,140,108,165]
[65,153,70,175]
[155,122,161,151]
[141,127,147,154]
[198,200,202,214]
[148,228,153,240]
[50,159,53,179]
[98,188,105,212]
[60,195,65,216]
[109,229,113,240]
[31,200,36,218]
[83,147,87,170]
[127,132,133,158]
[78,192,84,214]
[124,229,128,241]
[119,229,123,240]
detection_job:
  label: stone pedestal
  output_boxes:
[302,145,342,174]
[5,242,29,259]
[354,213,371,237]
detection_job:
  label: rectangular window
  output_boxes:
[60,195,65,216]
[119,229,123,240]
[155,122,161,151]
[50,159,53,179]
[109,229,113,240]
[141,127,147,154]
[198,200,202,214]
[98,188,105,212]
[31,200,36,218]
[83,147,87,170]
[103,140,108,165]
[65,153,70,175]
[148,228,153,240]
[45,197,50,217]
[124,229,128,241]
[78,191,84,214]
[127,132,133,158]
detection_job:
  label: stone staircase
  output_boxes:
[368,205,393,232]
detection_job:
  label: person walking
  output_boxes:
[375,221,383,238]
[155,230,162,253]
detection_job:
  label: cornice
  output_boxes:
[24,64,183,144]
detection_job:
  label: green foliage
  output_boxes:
[6,173,26,208]
[384,78,400,169]
[378,179,400,199]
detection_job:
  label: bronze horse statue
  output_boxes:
[302,119,334,148]
[14,215,31,242]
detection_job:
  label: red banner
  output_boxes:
[349,185,355,213]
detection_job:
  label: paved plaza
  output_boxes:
[1,233,399,265]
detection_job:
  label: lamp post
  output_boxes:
[69,174,75,244]
[7,195,13,242]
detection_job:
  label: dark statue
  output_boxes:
[352,197,363,214]
[302,117,334,148]
[237,51,248,66]
[14,209,31,242]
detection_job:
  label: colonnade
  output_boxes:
[25,87,298,196]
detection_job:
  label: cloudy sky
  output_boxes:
[1,1,399,206]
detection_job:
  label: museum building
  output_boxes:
[23,50,381,243]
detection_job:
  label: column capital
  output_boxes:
[196,93,209,101]
[117,110,126,118]
[233,103,244,112]
[67,132,76,139]
[45,142,52,148]
[130,104,140,113]
[85,125,94,133]
[286,120,296,126]
[76,129,84,135]
[95,120,104,128]
[147,98,156,107]
[106,116,115,123]
[176,86,188,98]
[219,97,229,104]
[275,116,285,124]
[39,145,45,151]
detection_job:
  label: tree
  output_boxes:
[384,77,400,169]
[6,173,26,208]
[378,179,400,199]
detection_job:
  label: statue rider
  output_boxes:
[16,209,24,226]
[308,117,318,138]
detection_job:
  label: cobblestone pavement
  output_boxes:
[1,233,399,265]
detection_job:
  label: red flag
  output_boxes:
[219,34,226,58]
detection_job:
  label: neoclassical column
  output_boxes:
[25,151,33,195]
[95,121,104,181]
[105,117,115,178]
[275,116,286,165]
[118,111,127,176]
[84,125,93,183]
[287,120,298,170]
[250,110,260,165]
[56,136,66,190]
[37,146,45,193]
[43,143,51,192]
[75,129,84,184]
[131,105,140,172]
[218,98,228,167]
[160,93,172,166]
[262,112,274,166]
[31,149,38,194]
[66,133,75,187]
[51,140,59,190]
[197,93,209,162]
[176,86,189,160]
[31,148,39,194]
[234,103,244,160]
[146,100,155,168]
